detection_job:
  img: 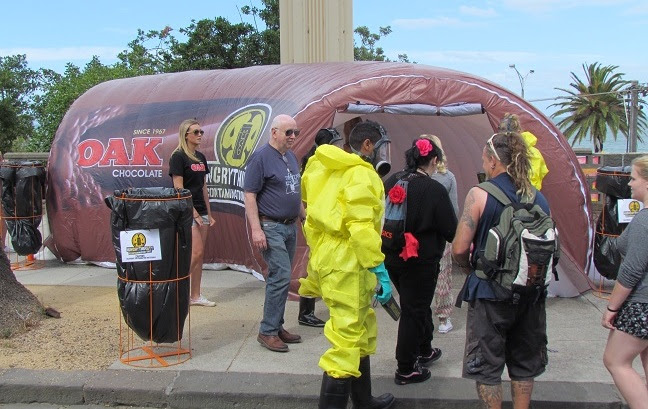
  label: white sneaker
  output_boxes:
[438,319,453,334]
[190,295,216,307]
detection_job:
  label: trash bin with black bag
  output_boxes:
[593,166,631,280]
[0,161,46,255]
[105,187,193,343]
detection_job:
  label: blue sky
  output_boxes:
[1,0,647,116]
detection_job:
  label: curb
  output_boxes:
[0,368,627,408]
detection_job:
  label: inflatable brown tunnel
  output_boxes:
[47,62,593,297]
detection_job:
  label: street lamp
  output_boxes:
[509,64,534,99]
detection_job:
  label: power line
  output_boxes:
[529,85,648,103]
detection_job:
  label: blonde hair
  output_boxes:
[486,131,532,197]
[420,134,447,173]
[175,118,200,162]
[632,155,648,181]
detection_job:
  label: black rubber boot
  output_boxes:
[319,372,351,409]
[298,296,326,327]
[351,357,395,409]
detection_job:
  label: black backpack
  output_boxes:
[381,172,420,252]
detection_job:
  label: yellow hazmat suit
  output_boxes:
[299,144,385,379]
[521,131,549,190]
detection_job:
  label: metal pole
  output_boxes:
[628,81,638,153]
[509,64,533,99]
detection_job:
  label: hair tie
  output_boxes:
[415,139,433,156]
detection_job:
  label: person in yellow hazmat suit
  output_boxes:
[300,120,395,409]
[498,113,549,190]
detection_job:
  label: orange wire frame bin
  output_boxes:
[0,161,46,271]
[118,270,192,368]
[109,190,194,368]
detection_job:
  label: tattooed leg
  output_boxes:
[511,380,533,409]
[476,382,502,409]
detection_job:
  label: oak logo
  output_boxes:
[629,200,641,213]
[77,137,163,167]
[216,104,270,168]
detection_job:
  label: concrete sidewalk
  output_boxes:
[0,258,630,408]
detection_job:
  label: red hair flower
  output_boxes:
[388,184,406,204]
[415,139,433,156]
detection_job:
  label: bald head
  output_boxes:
[270,114,298,154]
[271,114,295,130]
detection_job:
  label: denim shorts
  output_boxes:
[193,214,209,227]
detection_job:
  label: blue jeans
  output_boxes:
[259,221,296,335]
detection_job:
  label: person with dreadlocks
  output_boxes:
[452,131,552,409]
[498,113,549,190]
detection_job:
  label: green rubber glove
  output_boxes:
[369,262,393,305]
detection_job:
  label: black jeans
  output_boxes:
[386,261,440,372]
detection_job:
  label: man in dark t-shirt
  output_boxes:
[244,114,305,353]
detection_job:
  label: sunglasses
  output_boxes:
[276,128,300,137]
[186,129,205,136]
[486,133,501,162]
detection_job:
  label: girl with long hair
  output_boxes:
[169,119,216,307]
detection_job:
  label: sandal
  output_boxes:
[418,348,442,366]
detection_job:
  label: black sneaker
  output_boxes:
[394,362,431,385]
[418,348,442,366]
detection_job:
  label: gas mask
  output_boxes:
[351,124,391,177]
[326,128,344,149]
[372,124,392,177]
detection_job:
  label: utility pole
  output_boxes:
[628,80,639,153]
[509,64,534,99]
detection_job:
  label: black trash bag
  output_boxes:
[0,161,46,255]
[0,164,16,218]
[595,166,632,198]
[105,187,193,343]
[594,196,625,280]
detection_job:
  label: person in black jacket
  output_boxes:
[296,128,339,327]
[383,137,457,385]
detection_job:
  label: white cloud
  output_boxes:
[402,50,537,64]
[391,49,605,71]
[0,46,123,62]
[391,17,472,29]
[459,6,498,18]
[622,2,648,14]
[502,0,628,13]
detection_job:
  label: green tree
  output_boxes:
[24,57,139,151]
[118,0,280,72]
[17,0,404,152]
[354,26,391,61]
[0,55,39,153]
[550,63,646,152]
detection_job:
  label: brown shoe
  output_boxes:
[257,334,288,352]
[278,328,302,344]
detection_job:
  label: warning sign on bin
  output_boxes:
[618,199,644,224]
[120,229,162,262]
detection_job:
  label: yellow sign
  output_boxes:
[217,104,270,168]
[131,232,146,248]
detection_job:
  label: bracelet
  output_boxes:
[607,306,620,313]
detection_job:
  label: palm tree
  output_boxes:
[550,63,642,153]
